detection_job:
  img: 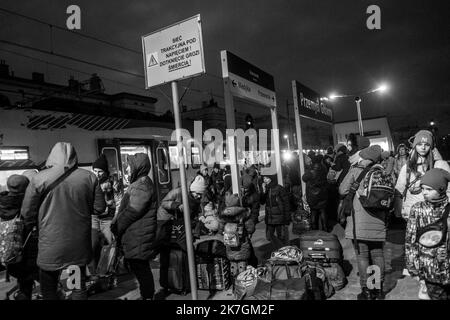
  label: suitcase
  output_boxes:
[167,247,190,294]
[294,230,343,264]
[196,256,231,291]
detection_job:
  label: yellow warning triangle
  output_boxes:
[148,54,158,67]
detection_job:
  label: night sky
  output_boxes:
[1,0,449,133]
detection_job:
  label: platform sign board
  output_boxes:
[294,81,333,124]
[142,14,205,88]
[221,51,276,107]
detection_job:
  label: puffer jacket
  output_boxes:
[21,142,106,271]
[405,198,450,284]
[260,182,291,225]
[339,160,387,242]
[395,159,450,219]
[113,153,157,261]
[302,162,328,209]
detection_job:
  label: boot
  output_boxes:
[371,282,385,300]
[357,287,371,300]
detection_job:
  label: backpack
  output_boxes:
[0,214,25,265]
[223,220,245,248]
[358,164,395,211]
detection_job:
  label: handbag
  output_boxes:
[416,204,450,249]
[96,241,118,276]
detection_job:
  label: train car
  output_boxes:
[0,103,203,205]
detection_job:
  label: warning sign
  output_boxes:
[147,52,158,67]
[142,15,205,88]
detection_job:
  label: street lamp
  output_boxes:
[327,82,389,137]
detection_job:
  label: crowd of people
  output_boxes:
[0,128,449,300]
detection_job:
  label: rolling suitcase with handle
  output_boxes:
[294,230,343,264]
[167,245,190,295]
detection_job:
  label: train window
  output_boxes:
[168,145,187,170]
[0,147,29,161]
[156,146,170,185]
[191,146,201,169]
[100,148,120,177]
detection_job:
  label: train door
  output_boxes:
[152,140,172,204]
[97,139,122,181]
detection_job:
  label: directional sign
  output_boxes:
[142,15,205,88]
[221,51,276,107]
[293,81,333,123]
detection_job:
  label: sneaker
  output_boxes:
[402,268,410,277]
[418,280,430,300]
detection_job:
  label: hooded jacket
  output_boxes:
[339,160,387,241]
[113,153,158,260]
[302,161,329,209]
[20,142,106,271]
[260,176,291,225]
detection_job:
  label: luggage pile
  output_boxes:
[234,231,348,300]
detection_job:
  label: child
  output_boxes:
[405,168,450,300]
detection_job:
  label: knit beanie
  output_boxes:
[213,163,220,170]
[411,130,434,149]
[359,145,382,163]
[7,174,30,194]
[200,164,208,172]
[92,154,109,175]
[357,136,371,150]
[420,168,450,194]
[190,175,207,194]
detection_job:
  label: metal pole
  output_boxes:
[270,107,283,185]
[171,81,197,300]
[355,97,364,136]
[292,81,306,196]
[286,99,293,151]
[287,137,290,150]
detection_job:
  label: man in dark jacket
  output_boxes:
[111,153,157,300]
[21,142,106,300]
[260,174,291,245]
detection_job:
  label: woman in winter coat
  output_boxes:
[241,173,260,227]
[395,130,450,220]
[0,174,37,300]
[302,155,329,231]
[111,153,157,300]
[339,145,388,300]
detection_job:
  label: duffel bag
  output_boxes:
[323,262,347,291]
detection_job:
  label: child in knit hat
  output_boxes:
[405,168,450,300]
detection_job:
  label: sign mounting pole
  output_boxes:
[292,80,306,196]
[142,14,206,301]
[171,81,197,299]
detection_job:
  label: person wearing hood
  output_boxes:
[339,145,388,300]
[153,174,205,299]
[89,154,116,278]
[110,153,157,300]
[0,173,37,299]
[210,163,223,194]
[302,155,329,231]
[394,143,409,180]
[260,173,291,245]
[21,142,106,300]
